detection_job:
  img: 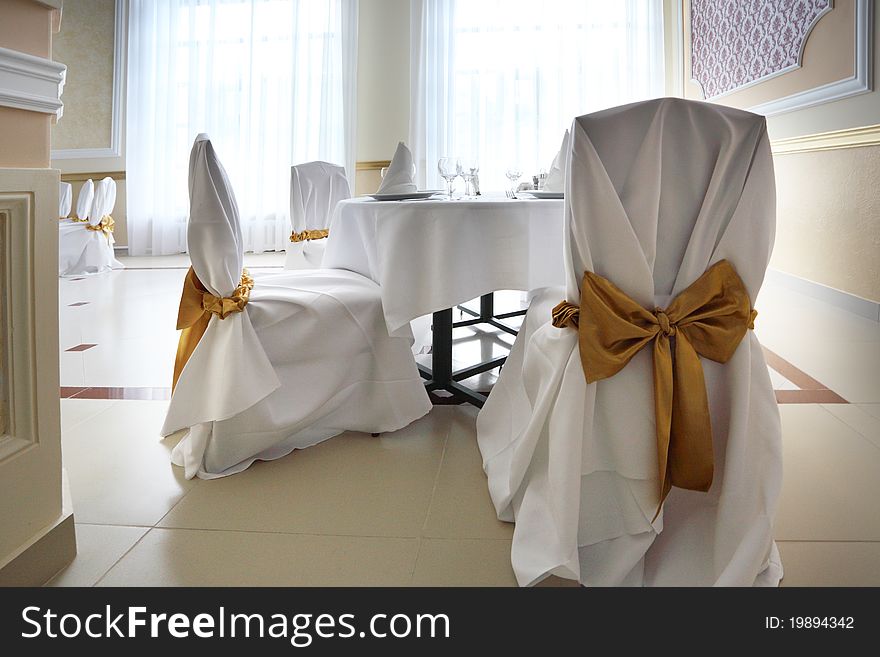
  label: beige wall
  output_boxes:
[772,144,880,302]
[0,0,53,58]
[356,0,411,163]
[50,0,126,241]
[767,3,880,140]
[51,0,115,151]
[0,106,51,168]
[682,0,880,304]
[683,0,856,126]
[0,0,57,168]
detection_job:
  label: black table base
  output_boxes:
[418,294,526,407]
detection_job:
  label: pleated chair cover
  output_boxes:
[477,98,783,587]
[59,182,72,220]
[285,161,351,270]
[59,177,124,276]
[76,179,94,221]
[163,136,431,479]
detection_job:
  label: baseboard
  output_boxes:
[766,268,880,322]
[0,471,77,586]
[0,510,76,586]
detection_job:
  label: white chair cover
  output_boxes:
[477,98,783,587]
[58,177,124,276]
[75,178,94,221]
[163,136,431,479]
[59,182,72,219]
[285,161,351,270]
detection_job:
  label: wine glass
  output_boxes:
[505,167,523,197]
[460,158,479,198]
[438,157,462,200]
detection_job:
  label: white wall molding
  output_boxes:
[0,46,66,118]
[749,0,873,117]
[766,269,880,322]
[771,123,880,154]
[691,0,834,102]
[51,0,126,161]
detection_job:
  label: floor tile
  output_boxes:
[47,524,149,587]
[98,528,419,586]
[62,400,198,526]
[61,398,115,433]
[776,405,880,541]
[822,403,880,450]
[861,404,880,420]
[411,538,516,586]
[422,406,514,540]
[778,542,880,587]
[158,410,452,537]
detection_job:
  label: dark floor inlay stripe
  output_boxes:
[60,386,91,398]
[60,386,171,400]
[65,343,98,352]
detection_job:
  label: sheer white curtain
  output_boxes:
[127,0,358,255]
[410,0,665,190]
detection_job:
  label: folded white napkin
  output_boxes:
[377,142,418,194]
[542,129,570,193]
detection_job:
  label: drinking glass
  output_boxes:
[505,167,523,197]
[380,167,389,179]
[438,157,462,200]
[460,158,479,198]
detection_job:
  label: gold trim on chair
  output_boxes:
[85,215,115,237]
[172,268,254,391]
[290,228,330,243]
[552,259,756,518]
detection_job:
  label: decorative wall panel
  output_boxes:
[691,0,832,98]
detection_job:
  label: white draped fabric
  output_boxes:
[409,0,665,190]
[322,196,565,334]
[285,161,351,270]
[127,0,359,255]
[162,136,431,479]
[476,98,784,587]
[59,177,124,276]
[74,179,93,221]
[59,182,72,219]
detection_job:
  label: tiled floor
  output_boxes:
[49,256,880,586]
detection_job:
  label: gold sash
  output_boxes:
[172,268,255,391]
[290,228,329,243]
[85,215,115,237]
[551,259,756,517]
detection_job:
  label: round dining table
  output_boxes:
[322,194,565,404]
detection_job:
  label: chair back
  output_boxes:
[75,179,94,222]
[565,98,775,308]
[188,134,244,298]
[59,182,72,219]
[289,161,351,233]
[90,177,117,227]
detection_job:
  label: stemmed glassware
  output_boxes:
[438,157,462,200]
[505,167,523,198]
[460,158,479,198]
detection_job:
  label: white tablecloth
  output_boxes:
[322,196,565,333]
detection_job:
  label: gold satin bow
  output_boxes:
[290,228,329,243]
[551,259,756,518]
[171,268,254,391]
[85,215,115,237]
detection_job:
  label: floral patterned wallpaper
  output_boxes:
[691,0,832,98]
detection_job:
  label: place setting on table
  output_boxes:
[322,136,571,405]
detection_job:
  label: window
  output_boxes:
[411,0,666,190]
[127,0,357,255]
